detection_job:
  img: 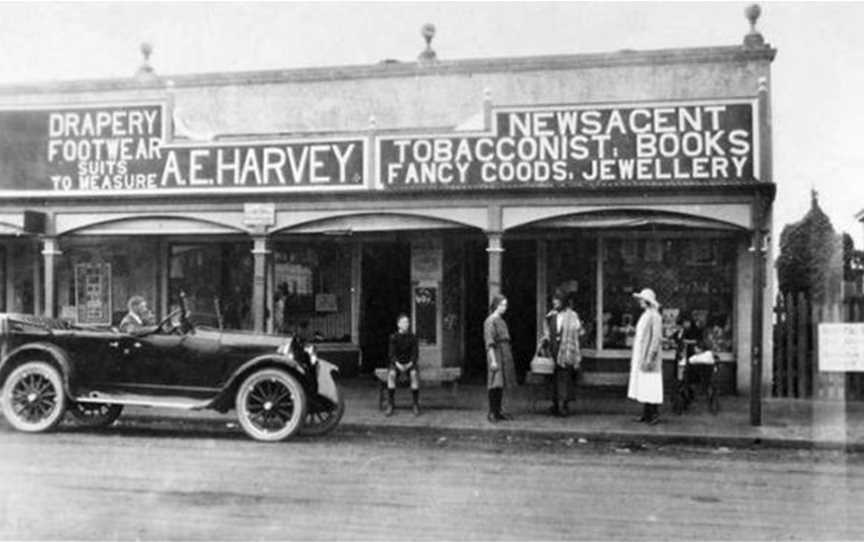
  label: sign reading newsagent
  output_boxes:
[0,102,365,196]
[378,100,757,188]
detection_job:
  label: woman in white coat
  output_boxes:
[627,288,664,425]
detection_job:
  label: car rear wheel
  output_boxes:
[1,361,67,433]
[69,402,124,428]
[235,369,306,442]
[301,395,345,436]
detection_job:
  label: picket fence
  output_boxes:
[772,293,864,400]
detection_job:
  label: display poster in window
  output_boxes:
[74,262,112,325]
[645,239,664,262]
[275,259,314,312]
[411,245,442,282]
[413,285,437,346]
[314,293,338,313]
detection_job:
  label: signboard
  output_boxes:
[74,262,112,325]
[378,100,757,189]
[0,102,366,196]
[818,323,864,372]
[243,203,276,227]
[413,285,437,346]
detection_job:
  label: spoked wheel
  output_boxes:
[235,369,306,442]
[0,361,67,433]
[301,395,345,436]
[69,402,124,428]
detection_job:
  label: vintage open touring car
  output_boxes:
[0,308,344,442]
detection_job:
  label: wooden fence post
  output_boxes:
[785,293,796,397]
[773,296,783,397]
[811,302,822,400]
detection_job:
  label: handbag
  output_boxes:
[530,344,555,375]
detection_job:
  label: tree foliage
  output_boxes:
[776,192,844,303]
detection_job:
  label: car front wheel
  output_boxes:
[301,395,345,436]
[235,369,307,442]
[1,361,67,433]
[69,402,124,428]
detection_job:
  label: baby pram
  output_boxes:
[672,339,720,415]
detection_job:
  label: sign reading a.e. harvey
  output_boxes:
[0,103,365,196]
[378,100,757,189]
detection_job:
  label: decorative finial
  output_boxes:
[136,41,157,79]
[743,4,765,49]
[757,76,768,93]
[418,23,437,65]
[811,187,819,209]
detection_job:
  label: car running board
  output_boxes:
[73,391,211,410]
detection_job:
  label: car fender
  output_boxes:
[209,353,307,411]
[315,359,340,404]
[0,341,75,397]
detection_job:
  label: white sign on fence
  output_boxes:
[818,323,864,372]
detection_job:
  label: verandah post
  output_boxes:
[41,237,61,318]
[251,234,270,333]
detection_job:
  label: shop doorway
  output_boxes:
[463,239,489,380]
[503,239,537,382]
[360,241,410,373]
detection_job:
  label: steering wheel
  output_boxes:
[157,308,185,335]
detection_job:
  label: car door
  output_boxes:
[62,330,126,392]
[118,328,225,395]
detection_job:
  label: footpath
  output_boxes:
[120,378,864,451]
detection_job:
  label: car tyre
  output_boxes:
[301,395,345,436]
[1,360,67,433]
[235,368,306,442]
[69,402,124,428]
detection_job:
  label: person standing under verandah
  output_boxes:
[484,295,517,423]
[627,288,664,425]
[541,291,584,417]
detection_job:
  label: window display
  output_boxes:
[58,239,158,325]
[9,243,35,314]
[601,236,735,352]
[168,243,252,329]
[272,241,351,342]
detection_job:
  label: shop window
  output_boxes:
[57,239,159,325]
[272,242,351,343]
[9,243,36,314]
[168,243,252,329]
[601,236,735,352]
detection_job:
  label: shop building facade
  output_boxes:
[0,17,776,399]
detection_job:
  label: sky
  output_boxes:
[0,1,862,246]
